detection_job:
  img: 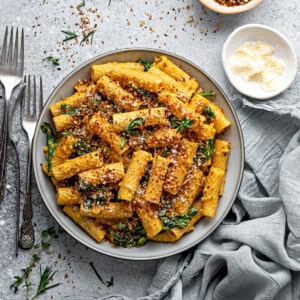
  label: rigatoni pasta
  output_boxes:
[41,55,231,248]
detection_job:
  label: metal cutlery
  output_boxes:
[19,75,43,250]
[0,26,24,205]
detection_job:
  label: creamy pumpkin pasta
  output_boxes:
[41,56,231,248]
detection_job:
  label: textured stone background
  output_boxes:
[0,0,299,299]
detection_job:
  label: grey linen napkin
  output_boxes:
[97,77,300,300]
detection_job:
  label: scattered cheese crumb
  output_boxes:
[229,40,285,91]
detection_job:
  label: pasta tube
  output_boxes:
[53,114,76,132]
[157,91,205,135]
[42,135,76,175]
[50,84,96,116]
[172,168,204,215]
[78,162,125,185]
[118,150,152,201]
[88,113,129,155]
[144,155,170,203]
[189,94,231,134]
[91,62,144,81]
[153,55,198,91]
[63,205,105,243]
[201,167,225,218]
[112,107,167,132]
[80,201,133,219]
[145,127,181,149]
[97,76,142,111]
[57,187,81,205]
[164,139,198,195]
[135,199,163,238]
[52,150,103,181]
[211,139,230,195]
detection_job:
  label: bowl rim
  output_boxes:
[199,0,263,14]
[222,23,298,99]
[33,47,245,260]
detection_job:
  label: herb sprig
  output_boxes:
[62,30,78,42]
[10,227,60,300]
[171,117,194,133]
[80,30,96,45]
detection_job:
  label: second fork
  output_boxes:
[19,75,43,250]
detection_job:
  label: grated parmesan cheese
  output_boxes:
[229,40,285,91]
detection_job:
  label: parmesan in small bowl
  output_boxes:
[222,24,297,99]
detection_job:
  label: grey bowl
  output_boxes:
[33,48,244,260]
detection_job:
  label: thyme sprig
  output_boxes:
[62,30,78,42]
[80,30,96,45]
[10,227,60,300]
[33,266,60,299]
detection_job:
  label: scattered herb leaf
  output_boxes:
[44,56,60,66]
[62,30,78,42]
[77,0,85,7]
[80,30,96,45]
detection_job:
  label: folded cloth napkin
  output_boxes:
[98,78,300,300]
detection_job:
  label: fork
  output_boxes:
[19,75,43,250]
[0,26,24,204]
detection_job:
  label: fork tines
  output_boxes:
[0,26,24,72]
[22,75,43,121]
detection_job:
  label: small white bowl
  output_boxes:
[199,0,263,14]
[222,24,298,99]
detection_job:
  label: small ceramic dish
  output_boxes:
[199,0,262,14]
[222,24,298,100]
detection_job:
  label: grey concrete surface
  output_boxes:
[0,0,299,299]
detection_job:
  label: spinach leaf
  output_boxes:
[136,59,151,72]
[109,221,147,248]
[195,139,214,163]
[171,116,194,133]
[205,106,216,118]
[120,117,145,149]
[159,206,198,230]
